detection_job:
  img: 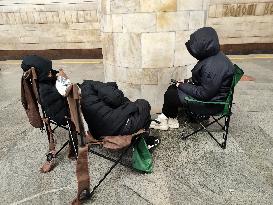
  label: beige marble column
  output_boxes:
[100,0,206,112]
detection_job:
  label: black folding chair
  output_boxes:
[181,64,244,149]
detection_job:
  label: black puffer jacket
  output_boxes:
[21,55,68,125]
[39,82,68,125]
[80,80,151,138]
[179,27,234,101]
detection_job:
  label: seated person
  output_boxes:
[80,80,151,140]
[21,55,157,148]
[22,55,68,126]
[58,72,159,149]
[150,27,235,130]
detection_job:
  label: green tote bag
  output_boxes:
[132,136,153,173]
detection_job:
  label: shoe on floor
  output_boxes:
[150,113,169,130]
[168,118,179,129]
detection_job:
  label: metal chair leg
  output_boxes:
[67,118,79,159]
[90,142,133,197]
[55,140,70,157]
[89,149,132,169]
[181,115,224,140]
[212,116,225,130]
[89,132,147,197]
[182,115,229,149]
[200,123,223,148]
[221,116,231,149]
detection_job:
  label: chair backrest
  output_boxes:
[222,64,244,115]
[232,64,245,87]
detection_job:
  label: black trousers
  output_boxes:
[162,85,183,118]
[162,85,225,119]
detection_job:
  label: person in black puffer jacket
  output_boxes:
[80,80,151,139]
[21,55,68,125]
[38,81,68,125]
[150,27,235,131]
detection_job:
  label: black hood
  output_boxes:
[185,27,220,60]
[21,55,55,82]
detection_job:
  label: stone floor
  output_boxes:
[0,55,272,205]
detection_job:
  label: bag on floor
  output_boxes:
[132,136,153,173]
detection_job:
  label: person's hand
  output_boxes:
[176,80,183,87]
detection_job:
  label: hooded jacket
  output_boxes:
[21,55,68,125]
[80,80,151,138]
[178,27,234,101]
[38,82,68,125]
[21,55,55,82]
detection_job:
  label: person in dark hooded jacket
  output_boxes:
[21,56,156,147]
[150,27,235,131]
[80,80,151,139]
[21,55,68,125]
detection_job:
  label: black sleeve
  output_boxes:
[178,65,224,101]
[97,85,125,108]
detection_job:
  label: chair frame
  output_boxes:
[182,103,232,149]
[42,113,147,197]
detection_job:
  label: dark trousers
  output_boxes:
[162,85,183,118]
[162,85,225,119]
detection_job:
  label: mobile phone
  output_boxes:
[171,79,178,85]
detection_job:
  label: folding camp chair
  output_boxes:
[181,64,244,149]
[21,68,90,202]
[21,67,152,204]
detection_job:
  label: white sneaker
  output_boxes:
[150,113,169,131]
[168,118,179,129]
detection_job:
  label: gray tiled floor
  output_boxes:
[0,57,272,205]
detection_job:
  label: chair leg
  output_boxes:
[221,116,231,149]
[212,116,225,130]
[200,123,223,148]
[89,149,132,169]
[182,115,230,149]
[90,142,133,197]
[89,132,146,197]
[182,125,205,139]
[67,118,79,159]
[55,140,70,157]
[44,121,71,160]
[44,118,56,152]
[181,116,224,140]
[40,119,57,173]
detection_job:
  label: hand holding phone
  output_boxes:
[171,79,184,87]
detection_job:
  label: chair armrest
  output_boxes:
[184,96,229,105]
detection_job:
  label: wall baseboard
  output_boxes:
[0,44,272,60]
[0,49,102,60]
[221,43,273,55]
